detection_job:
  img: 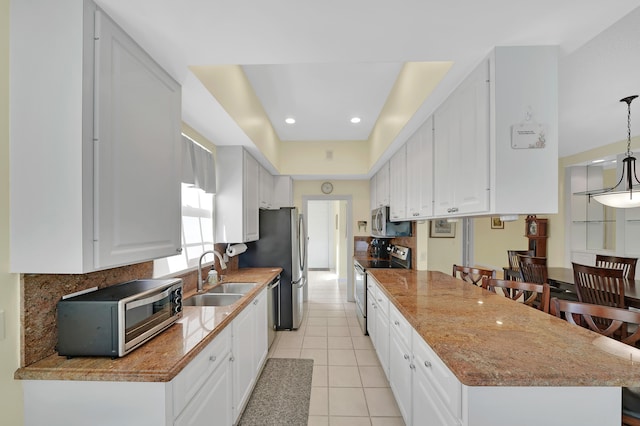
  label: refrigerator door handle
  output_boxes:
[291,278,305,288]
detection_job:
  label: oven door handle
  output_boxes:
[126,288,172,310]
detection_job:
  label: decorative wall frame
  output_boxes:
[491,217,504,229]
[430,219,456,238]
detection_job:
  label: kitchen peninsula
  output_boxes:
[366,268,640,425]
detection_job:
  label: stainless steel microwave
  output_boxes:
[371,206,412,237]
[57,278,183,357]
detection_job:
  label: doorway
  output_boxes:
[303,195,354,302]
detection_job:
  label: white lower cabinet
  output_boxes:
[22,290,269,426]
[174,351,232,426]
[389,326,412,423]
[232,288,268,423]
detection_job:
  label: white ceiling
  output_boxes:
[95,0,640,175]
[243,62,403,141]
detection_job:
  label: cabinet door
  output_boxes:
[253,289,268,376]
[93,10,182,268]
[454,60,490,215]
[412,365,460,426]
[434,60,490,216]
[376,163,390,207]
[259,165,274,209]
[273,176,293,208]
[243,152,260,242]
[370,175,378,211]
[174,360,232,426]
[389,146,407,220]
[376,309,390,380]
[407,117,434,218]
[367,290,377,345]
[232,304,256,422]
[389,330,412,424]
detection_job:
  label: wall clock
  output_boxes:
[321,181,334,194]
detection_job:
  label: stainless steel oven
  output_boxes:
[57,278,183,357]
[354,245,411,335]
[354,261,367,334]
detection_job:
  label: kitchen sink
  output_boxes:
[207,282,257,295]
[183,293,243,307]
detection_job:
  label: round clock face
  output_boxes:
[528,221,538,236]
[321,182,333,194]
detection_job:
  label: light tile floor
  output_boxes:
[267,271,405,426]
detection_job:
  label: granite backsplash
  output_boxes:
[20,243,236,367]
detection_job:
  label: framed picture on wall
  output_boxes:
[430,219,456,238]
[491,217,504,229]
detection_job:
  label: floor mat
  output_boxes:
[238,358,314,426]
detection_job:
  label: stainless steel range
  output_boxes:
[354,245,410,335]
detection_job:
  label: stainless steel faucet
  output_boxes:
[197,250,227,292]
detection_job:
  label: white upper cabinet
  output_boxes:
[376,162,390,207]
[370,175,378,211]
[406,117,434,219]
[434,59,490,216]
[259,164,274,210]
[10,0,182,273]
[215,146,260,243]
[273,175,294,208]
[389,146,407,221]
[432,46,558,217]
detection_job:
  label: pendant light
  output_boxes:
[581,96,640,208]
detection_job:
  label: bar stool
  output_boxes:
[452,265,496,286]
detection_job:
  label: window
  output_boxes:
[154,183,215,277]
[154,134,216,278]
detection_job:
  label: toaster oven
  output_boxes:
[57,278,183,357]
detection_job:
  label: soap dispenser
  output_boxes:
[207,268,218,284]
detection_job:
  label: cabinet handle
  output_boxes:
[394,320,400,326]
[209,355,217,362]
[424,360,432,368]
[413,213,419,217]
[253,299,259,305]
[176,248,183,253]
[377,298,382,302]
[404,354,410,360]
[229,355,235,362]
[410,363,416,370]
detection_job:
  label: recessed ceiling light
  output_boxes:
[350,117,361,124]
[285,117,296,124]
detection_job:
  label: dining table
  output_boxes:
[503,266,640,308]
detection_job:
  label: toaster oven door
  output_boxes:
[122,286,180,355]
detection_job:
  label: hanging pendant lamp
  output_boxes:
[579,95,640,208]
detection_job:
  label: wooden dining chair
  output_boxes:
[506,250,534,281]
[452,265,496,287]
[517,255,548,285]
[572,262,625,308]
[482,277,550,313]
[596,254,638,280]
[551,298,640,426]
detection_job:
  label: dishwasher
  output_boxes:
[267,276,280,349]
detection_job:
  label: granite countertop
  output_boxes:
[14,267,282,383]
[367,269,640,387]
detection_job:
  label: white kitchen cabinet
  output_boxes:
[430,46,558,218]
[434,59,490,217]
[368,277,390,379]
[389,145,407,221]
[10,0,182,273]
[370,175,378,211]
[232,288,268,423]
[376,162,390,207]
[273,175,294,208]
[215,146,260,243]
[259,164,274,209]
[174,327,232,426]
[413,363,460,426]
[389,321,412,423]
[406,116,434,219]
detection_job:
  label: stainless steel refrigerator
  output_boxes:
[239,207,307,330]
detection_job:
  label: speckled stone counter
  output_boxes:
[15,268,281,382]
[367,269,640,387]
